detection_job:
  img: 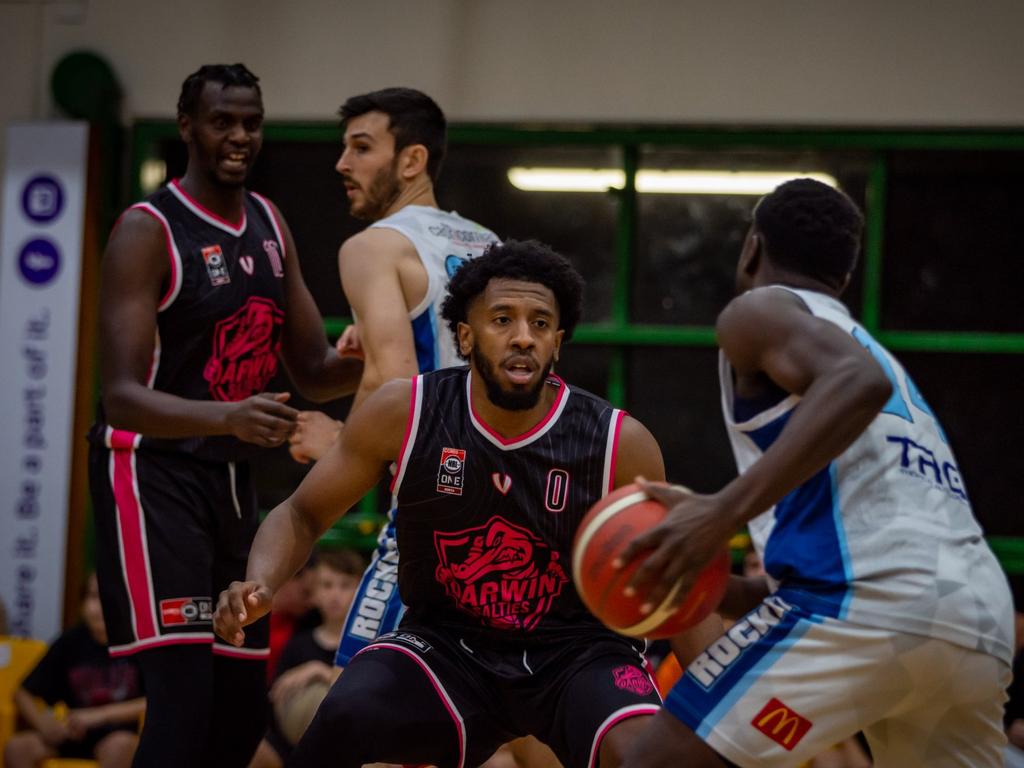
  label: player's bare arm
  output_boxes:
[612,415,666,488]
[272,200,363,401]
[214,378,410,646]
[618,287,891,613]
[287,229,420,463]
[99,209,298,445]
[339,227,422,410]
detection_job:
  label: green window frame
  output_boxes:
[130,121,1024,567]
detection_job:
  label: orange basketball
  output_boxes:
[572,483,730,639]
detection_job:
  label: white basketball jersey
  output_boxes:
[371,205,499,372]
[720,286,1013,664]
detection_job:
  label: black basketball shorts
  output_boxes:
[294,623,661,768]
[89,441,268,659]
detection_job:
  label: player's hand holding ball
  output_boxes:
[573,479,730,638]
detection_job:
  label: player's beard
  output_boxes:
[349,159,402,221]
[472,349,553,411]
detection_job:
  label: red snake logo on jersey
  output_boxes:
[434,516,568,632]
[203,296,283,401]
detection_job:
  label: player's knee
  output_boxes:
[94,729,139,764]
[309,683,371,739]
[4,732,51,768]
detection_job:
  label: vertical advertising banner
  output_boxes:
[0,122,88,641]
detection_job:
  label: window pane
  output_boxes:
[884,150,1024,332]
[634,148,869,325]
[898,351,1024,536]
[555,344,612,402]
[438,144,621,323]
[626,347,735,492]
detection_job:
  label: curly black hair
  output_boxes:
[753,178,864,289]
[177,64,261,118]
[339,87,447,184]
[441,239,584,359]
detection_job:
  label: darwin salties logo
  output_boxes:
[434,516,568,632]
[612,665,654,696]
[203,296,284,401]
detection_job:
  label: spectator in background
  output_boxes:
[3,573,144,768]
[249,549,365,768]
[266,556,320,681]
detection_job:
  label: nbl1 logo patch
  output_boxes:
[437,447,467,496]
[160,597,213,627]
[201,245,231,286]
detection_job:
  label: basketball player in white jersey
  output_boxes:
[617,179,1013,767]
[283,88,499,672]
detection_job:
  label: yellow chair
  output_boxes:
[0,636,48,768]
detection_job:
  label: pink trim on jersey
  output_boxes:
[356,643,466,768]
[467,372,570,450]
[108,633,213,657]
[390,376,422,495]
[110,449,158,643]
[106,428,141,451]
[604,409,626,494]
[169,178,247,234]
[130,203,182,311]
[212,645,270,660]
[587,704,660,768]
[249,192,286,259]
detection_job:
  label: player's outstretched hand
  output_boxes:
[226,392,298,447]
[214,581,273,647]
[336,323,364,360]
[288,410,343,464]
[615,477,735,615]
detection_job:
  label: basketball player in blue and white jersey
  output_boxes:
[284,88,499,669]
[618,179,1013,767]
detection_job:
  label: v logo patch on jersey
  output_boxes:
[491,473,512,495]
[201,245,231,286]
[239,255,254,275]
[437,447,467,496]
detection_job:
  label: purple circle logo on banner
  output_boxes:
[18,239,61,286]
[21,175,64,223]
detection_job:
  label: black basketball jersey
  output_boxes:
[393,367,628,645]
[89,179,288,462]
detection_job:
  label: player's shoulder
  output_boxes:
[717,286,811,340]
[722,285,808,318]
[106,202,169,256]
[339,224,417,264]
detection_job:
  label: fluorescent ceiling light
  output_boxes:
[507,167,838,195]
[140,159,168,194]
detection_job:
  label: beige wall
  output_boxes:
[2,0,1022,126]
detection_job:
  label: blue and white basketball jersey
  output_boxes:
[720,286,1013,665]
[370,206,498,373]
[337,207,496,667]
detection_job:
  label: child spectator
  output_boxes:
[249,549,364,768]
[3,572,144,768]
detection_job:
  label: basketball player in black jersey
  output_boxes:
[89,64,361,768]
[215,240,667,767]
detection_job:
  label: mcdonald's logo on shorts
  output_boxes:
[752,697,812,751]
